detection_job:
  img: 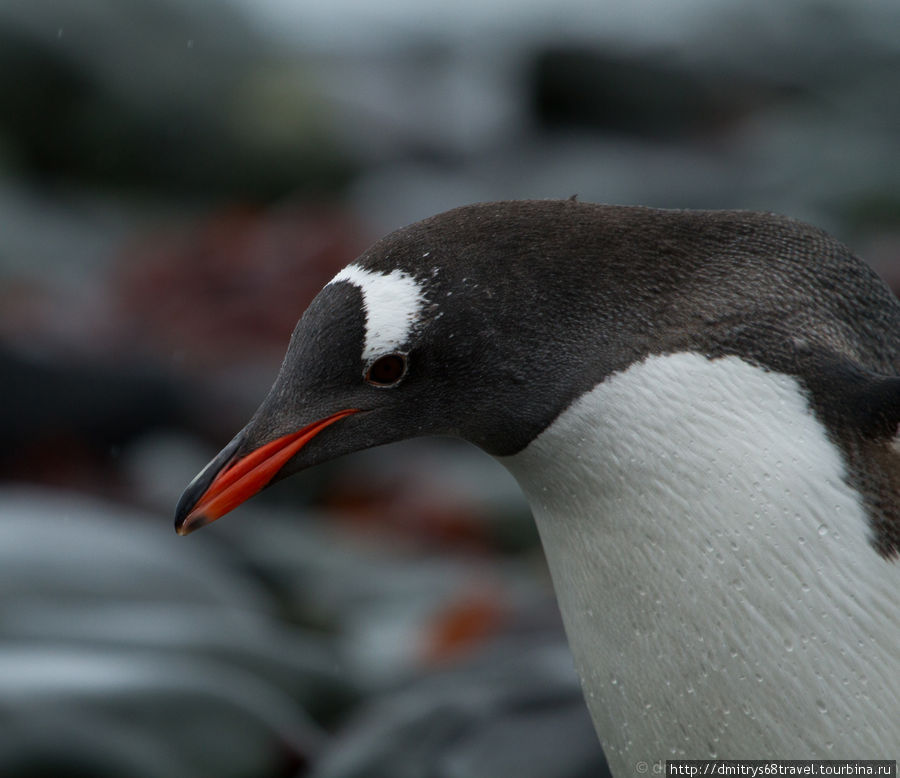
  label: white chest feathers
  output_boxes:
[503,352,900,768]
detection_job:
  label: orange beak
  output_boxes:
[175,408,359,536]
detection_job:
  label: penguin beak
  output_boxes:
[174,409,359,536]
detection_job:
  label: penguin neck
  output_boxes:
[502,352,899,766]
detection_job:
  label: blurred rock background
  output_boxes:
[0,0,897,775]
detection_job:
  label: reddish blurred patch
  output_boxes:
[114,201,370,373]
[420,587,507,666]
[4,431,125,498]
[323,474,494,552]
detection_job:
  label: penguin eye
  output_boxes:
[365,353,408,387]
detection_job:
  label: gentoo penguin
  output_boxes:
[175,200,900,767]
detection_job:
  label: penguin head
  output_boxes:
[174,199,900,557]
[174,201,601,534]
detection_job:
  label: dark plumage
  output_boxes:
[175,201,900,764]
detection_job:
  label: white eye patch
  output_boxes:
[327,264,428,363]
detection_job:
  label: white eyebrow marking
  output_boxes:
[328,264,427,363]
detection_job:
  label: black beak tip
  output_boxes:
[174,487,199,531]
[173,433,242,536]
[174,511,212,536]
